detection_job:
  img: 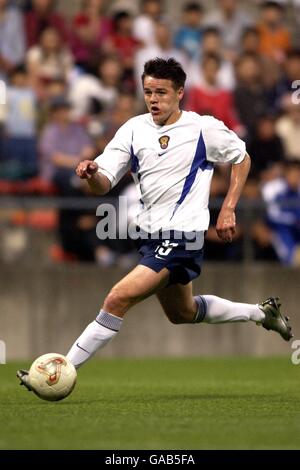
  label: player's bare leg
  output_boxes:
[66,265,170,368]
[102,265,170,316]
[157,284,293,341]
[157,282,263,324]
[156,282,198,324]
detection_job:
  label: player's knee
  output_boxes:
[103,288,131,314]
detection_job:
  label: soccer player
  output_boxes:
[18,58,292,386]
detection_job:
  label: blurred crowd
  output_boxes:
[0,0,300,266]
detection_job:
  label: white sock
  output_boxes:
[195,295,265,324]
[66,310,122,368]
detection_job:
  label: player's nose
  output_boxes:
[150,94,158,103]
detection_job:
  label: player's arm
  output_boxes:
[216,153,251,242]
[76,119,134,195]
[76,160,111,195]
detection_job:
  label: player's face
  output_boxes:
[143,76,184,126]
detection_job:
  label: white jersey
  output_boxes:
[95,111,246,233]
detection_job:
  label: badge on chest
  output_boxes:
[158,135,170,150]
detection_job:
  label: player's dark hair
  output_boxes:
[142,57,187,90]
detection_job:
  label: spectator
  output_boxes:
[174,2,204,60]
[0,0,25,79]
[242,174,279,261]
[292,0,300,39]
[1,65,37,180]
[187,27,235,91]
[39,95,94,185]
[261,160,300,265]
[26,27,73,96]
[251,219,279,261]
[92,93,138,266]
[37,77,67,131]
[277,49,300,99]
[241,27,260,55]
[105,10,141,90]
[70,0,112,73]
[95,92,137,149]
[204,0,253,60]
[248,113,285,179]
[234,53,268,137]
[25,0,68,48]
[185,53,242,133]
[257,1,291,62]
[205,168,243,261]
[69,54,122,122]
[135,21,187,97]
[261,56,282,114]
[133,0,163,48]
[39,95,97,261]
[276,95,300,161]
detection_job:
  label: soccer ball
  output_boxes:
[28,353,77,402]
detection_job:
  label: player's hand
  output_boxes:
[216,208,236,243]
[76,160,98,179]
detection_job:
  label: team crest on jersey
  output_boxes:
[159,135,170,150]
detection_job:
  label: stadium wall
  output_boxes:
[1,264,299,360]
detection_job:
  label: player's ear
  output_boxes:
[178,87,184,101]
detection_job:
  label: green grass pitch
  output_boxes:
[0,357,299,450]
